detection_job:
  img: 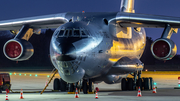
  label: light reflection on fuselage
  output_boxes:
[49,17,146,83]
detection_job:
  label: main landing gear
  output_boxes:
[121,71,153,91]
[53,78,94,94]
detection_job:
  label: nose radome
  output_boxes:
[57,43,76,61]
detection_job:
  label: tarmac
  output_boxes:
[0,90,180,101]
[0,71,179,101]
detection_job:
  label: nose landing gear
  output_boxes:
[82,79,94,94]
[53,78,94,94]
[53,78,67,91]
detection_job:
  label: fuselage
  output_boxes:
[50,12,146,83]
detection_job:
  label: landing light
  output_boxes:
[30,74,32,76]
[47,75,50,78]
[178,84,180,87]
[35,74,38,77]
[145,69,148,72]
[9,73,12,75]
[24,74,26,76]
[19,73,21,76]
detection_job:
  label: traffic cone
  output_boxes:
[20,89,24,99]
[74,88,79,98]
[152,85,157,93]
[137,87,142,97]
[95,91,98,99]
[5,92,9,101]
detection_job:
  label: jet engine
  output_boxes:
[104,75,122,84]
[151,38,177,60]
[3,39,34,61]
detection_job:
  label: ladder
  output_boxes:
[40,69,58,94]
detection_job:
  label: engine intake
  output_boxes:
[151,38,177,60]
[3,39,34,61]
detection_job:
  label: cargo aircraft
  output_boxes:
[0,0,179,93]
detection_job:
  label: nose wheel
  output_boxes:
[82,79,94,94]
[68,83,74,92]
[53,78,67,91]
[53,78,94,94]
[82,79,88,94]
[53,78,60,90]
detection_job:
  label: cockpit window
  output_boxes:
[74,30,80,36]
[64,30,68,36]
[57,27,90,38]
[81,31,86,35]
[69,30,72,36]
[80,27,89,37]
[58,30,64,37]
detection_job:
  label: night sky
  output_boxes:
[0,0,180,53]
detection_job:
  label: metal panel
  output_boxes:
[109,12,180,28]
[0,13,68,30]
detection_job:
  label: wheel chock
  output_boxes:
[88,92,95,94]
[67,92,75,94]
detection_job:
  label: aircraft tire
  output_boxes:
[88,79,93,92]
[137,78,142,90]
[144,78,150,90]
[60,78,67,92]
[149,77,153,90]
[142,78,145,90]
[59,79,62,90]
[68,83,74,92]
[82,79,88,94]
[53,78,60,90]
[127,78,133,90]
[121,78,127,91]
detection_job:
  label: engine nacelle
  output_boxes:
[104,75,122,84]
[151,38,177,60]
[3,39,34,61]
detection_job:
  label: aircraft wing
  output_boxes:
[0,13,68,30]
[110,12,180,28]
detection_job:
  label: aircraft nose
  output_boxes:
[57,43,76,61]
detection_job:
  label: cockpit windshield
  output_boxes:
[74,30,80,36]
[57,27,89,38]
[59,30,64,36]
